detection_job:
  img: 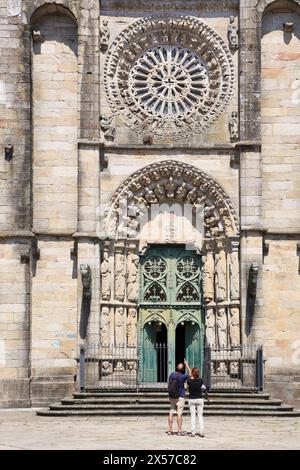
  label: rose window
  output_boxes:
[129,45,209,119]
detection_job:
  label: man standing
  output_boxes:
[167,359,191,436]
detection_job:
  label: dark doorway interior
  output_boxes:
[176,323,186,369]
[156,323,167,382]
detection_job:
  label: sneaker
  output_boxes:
[167,431,173,436]
[190,432,196,437]
[199,433,205,438]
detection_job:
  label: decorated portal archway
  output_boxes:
[99,161,241,382]
[139,245,204,382]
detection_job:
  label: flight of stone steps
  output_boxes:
[37,391,300,417]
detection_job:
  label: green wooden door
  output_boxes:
[142,323,157,382]
[185,323,202,373]
[139,245,203,382]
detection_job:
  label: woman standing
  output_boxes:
[187,368,208,437]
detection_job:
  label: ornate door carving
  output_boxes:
[139,245,204,381]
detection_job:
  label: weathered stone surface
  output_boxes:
[0,0,299,409]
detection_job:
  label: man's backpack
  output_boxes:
[168,373,180,399]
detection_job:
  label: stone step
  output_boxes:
[73,392,271,400]
[37,409,300,417]
[62,398,283,406]
[49,403,294,412]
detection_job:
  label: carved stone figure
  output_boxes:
[229,308,240,347]
[80,264,91,297]
[217,308,228,348]
[115,307,126,347]
[127,253,139,302]
[115,253,126,301]
[216,361,228,376]
[144,187,157,204]
[176,183,188,200]
[205,308,216,348]
[79,264,92,340]
[229,112,239,140]
[215,249,227,302]
[203,252,215,303]
[228,16,239,50]
[230,250,240,301]
[127,361,137,372]
[127,308,137,347]
[101,360,113,375]
[114,361,125,373]
[186,188,198,204]
[101,251,111,301]
[100,306,112,347]
[154,184,165,200]
[100,19,110,50]
[166,177,176,198]
[100,115,115,141]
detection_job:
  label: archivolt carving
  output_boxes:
[104,15,235,141]
[106,160,239,239]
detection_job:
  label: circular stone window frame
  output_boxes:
[104,15,235,141]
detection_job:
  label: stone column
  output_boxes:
[230,240,240,301]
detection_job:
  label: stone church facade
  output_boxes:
[0,0,300,408]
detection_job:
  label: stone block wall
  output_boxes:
[32,9,78,233]
[0,0,300,409]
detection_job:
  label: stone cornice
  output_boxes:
[79,140,261,152]
[100,0,239,14]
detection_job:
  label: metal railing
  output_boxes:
[79,344,138,391]
[204,345,264,391]
[79,343,264,392]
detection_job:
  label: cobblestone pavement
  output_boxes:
[0,410,299,450]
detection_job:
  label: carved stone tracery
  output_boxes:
[104,15,235,140]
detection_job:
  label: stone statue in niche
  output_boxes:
[115,307,126,347]
[100,115,115,141]
[228,16,239,50]
[127,253,139,302]
[101,251,111,301]
[100,19,110,50]
[217,308,228,348]
[229,307,240,347]
[100,306,112,347]
[115,253,126,301]
[203,252,215,303]
[205,308,216,348]
[127,308,137,347]
[230,250,240,301]
[215,249,227,302]
[229,112,239,140]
